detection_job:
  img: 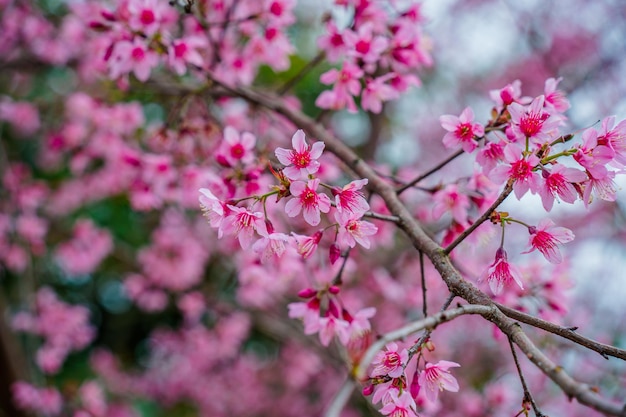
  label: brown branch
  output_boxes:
[497,303,626,361]
[396,149,464,194]
[444,180,514,254]
[509,333,546,417]
[204,77,626,417]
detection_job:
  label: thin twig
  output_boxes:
[354,304,495,380]
[333,248,351,286]
[278,51,326,96]
[509,333,546,417]
[444,180,514,254]
[407,293,456,359]
[396,149,464,194]
[497,303,626,361]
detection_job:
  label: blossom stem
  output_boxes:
[508,333,547,417]
[540,149,576,164]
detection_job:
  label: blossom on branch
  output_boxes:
[275,130,325,180]
[523,219,574,264]
[417,360,461,403]
[285,179,331,226]
[481,248,524,295]
[440,107,484,153]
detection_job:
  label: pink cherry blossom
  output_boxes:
[440,107,484,153]
[537,164,587,211]
[12,382,63,416]
[523,219,574,264]
[317,21,348,62]
[333,178,370,216]
[582,170,617,205]
[490,144,540,199]
[217,126,257,167]
[507,95,561,145]
[54,219,113,277]
[252,231,290,263]
[221,205,268,249]
[315,61,364,113]
[285,179,331,226]
[198,188,227,234]
[168,37,205,75]
[489,79,527,111]
[379,391,417,417]
[361,75,400,114]
[344,23,389,64]
[275,130,325,180]
[108,38,159,82]
[597,115,626,165]
[292,230,323,258]
[574,127,616,179]
[543,77,570,113]
[431,184,470,224]
[481,248,524,295]
[371,342,408,378]
[418,360,461,403]
[335,211,378,249]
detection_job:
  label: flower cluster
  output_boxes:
[435,78,626,296]
[365,342,461,415]
[316,2,432,113]
[11,287,96,374]
[83,0,297,85]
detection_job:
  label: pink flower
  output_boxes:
[335,211,378,249]
[481,248,524,295]
[292,230,323,258]
[108,38,159,82]
[597,116,626,166]
[168,37,205,75]
[275,130,325,180]
[489,80,527,111]
[476,140,505,174]
[285,179,331,226]
[317,314,351,346]
[543,77,570,113]
[333,178,370,216]
[507,95,560,145]
[537,164,587,211]
[198,188,227,233]
[361,75,399,114]
[379,391,417,417]
[431,184,470,224]
[344,23,389,64]
[217,126,256,167]
[252,231,290,263]
[315,61,364,113]
[440,107,484,153]
[371,342,408,378]
[490,144,540,199]
[523,219,574,264]
[574,127,615,179]
[221,205,268,249]
[418,360,461,403]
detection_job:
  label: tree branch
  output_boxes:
[354,304,495,380]
[497,303,626,361]
[204,77,626,417]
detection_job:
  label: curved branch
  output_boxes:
[205,77,626,417]
[354,304,495,380]
[497,303,626,361]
